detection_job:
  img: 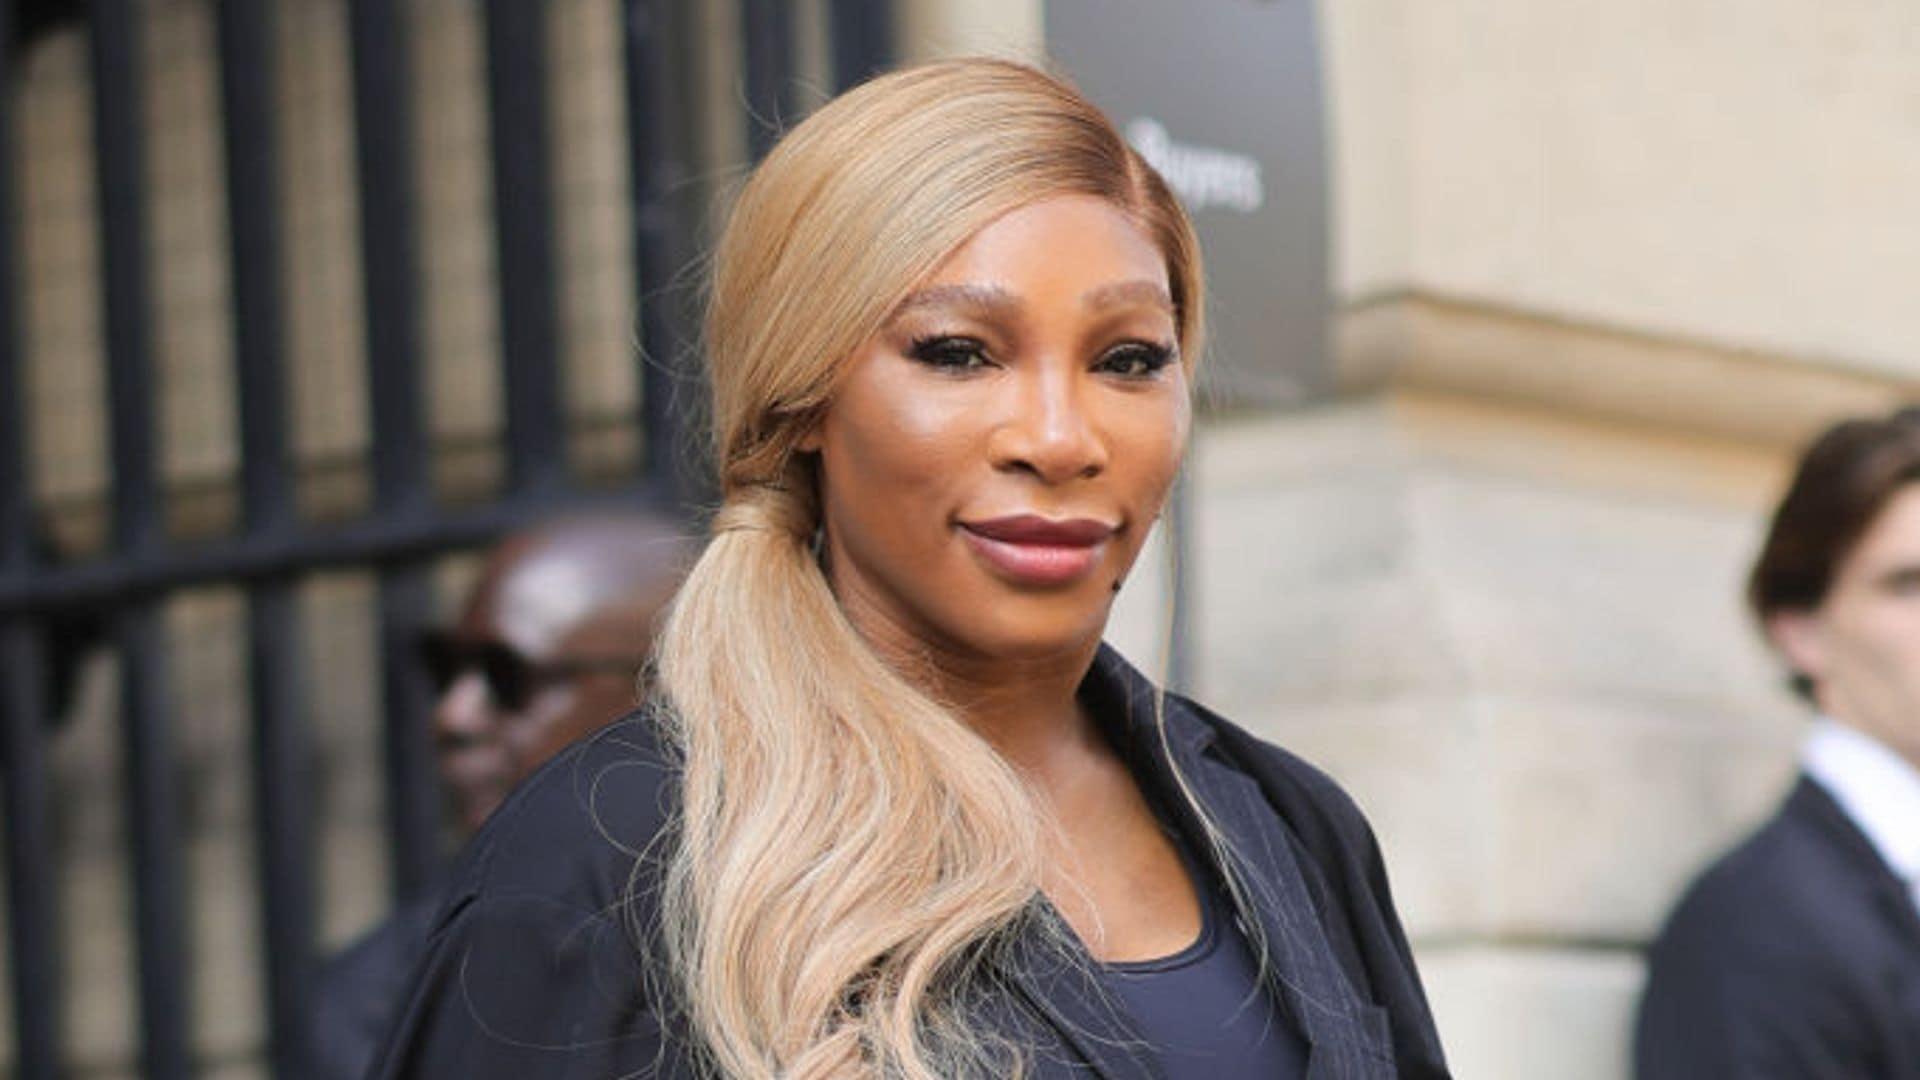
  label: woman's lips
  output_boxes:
[957,515,1117,587]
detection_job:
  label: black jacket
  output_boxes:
[368,645,1449,1078]
[1635,777,1920,1079]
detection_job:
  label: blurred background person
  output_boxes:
[311,512,692,1080]
[1636,409,1920,1079]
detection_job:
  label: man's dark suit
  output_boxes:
[1636,777,1920,1078]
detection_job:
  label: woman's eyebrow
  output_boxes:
[1083,280,1173,313]
[891,283,1018,319]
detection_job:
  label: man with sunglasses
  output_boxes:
[315,511,694,1078]
[420,516,692,833]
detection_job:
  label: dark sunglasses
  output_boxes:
[414,629,636,711]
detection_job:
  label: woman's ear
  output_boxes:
[1765,609,1827,685]
[796,413,825,453]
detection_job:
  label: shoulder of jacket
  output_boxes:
[1165,692,1381,850]
[448,709,679,913]
[1653,793,1886,969]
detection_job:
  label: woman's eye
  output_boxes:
[1096,342,1177,378]
[907,335,992,372]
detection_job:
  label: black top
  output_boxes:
[1101,827,1308,1077]
[369,645,1449,1079]
[1635,776,1920,1079]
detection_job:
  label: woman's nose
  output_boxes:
[991,367,1108,484]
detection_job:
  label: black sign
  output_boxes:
[1045,0,1330,407]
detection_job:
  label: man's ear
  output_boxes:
[1765,609,1827,684]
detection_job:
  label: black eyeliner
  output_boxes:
[906,333,992,371]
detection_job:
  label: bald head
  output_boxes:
[474,514,695,658]
[434,511,697,832]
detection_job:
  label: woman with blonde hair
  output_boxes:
[371,58,1447,1079]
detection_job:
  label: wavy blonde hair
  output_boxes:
[652,58,1206,1079]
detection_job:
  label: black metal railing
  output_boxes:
[0,1,893,1076]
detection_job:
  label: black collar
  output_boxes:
[992,644,1397,1079]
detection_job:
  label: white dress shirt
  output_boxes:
[1802,717,1920,915]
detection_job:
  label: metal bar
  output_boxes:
[0,620,60,1080]
[347,0,445,899]
[377,561,440,900]
[116,603,192,1080]
[90,2,193,1075]
[90,0,164,557]
[219,0,295,534]
[622,0,704,504]
[0,483,678,615]
[740,0,793,160]
[215,2,318,1075]
[0,1,58,1063]
[246,581,317,1078]
[828,0,893,91]
[346,0,429,517]
[0,4,64,1071]
[482,0,566,497]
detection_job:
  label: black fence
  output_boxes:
[0,1,892,1075]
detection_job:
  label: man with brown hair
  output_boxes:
[1636,408,1920,1078]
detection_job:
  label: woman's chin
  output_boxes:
[947,602,1116,664]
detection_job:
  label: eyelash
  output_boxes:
[905,335,1178,379]
[907,335,993,372]
[1097,341,1178,378]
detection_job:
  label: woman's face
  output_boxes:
[807,194,1191,665]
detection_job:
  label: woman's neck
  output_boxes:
[926,644,1106,781]
[845,613,1106,786]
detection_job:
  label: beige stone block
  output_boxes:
[1346,298,1916,452]
[1352,0,1920,376]
[1410,467,1786,708]
[1195,397,1418,492]
[900,0,1043,62]
[1480,692,1799,940]
[1191,406,1465,709]
[1320,0,1413,301]
[62,850,138,1069]
[189,833,266,1060]
[1419,944,1643,1080]
[1232,695,1490,940]
[1195,487,1462,707]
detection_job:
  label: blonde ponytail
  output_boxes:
[658,467,1044,1077]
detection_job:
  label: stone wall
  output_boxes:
[1323,0,1920,377]
[1187,392,1805,1077]
[1314,3,1920,1072]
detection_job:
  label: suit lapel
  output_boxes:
[1184,756,1396,1079]
[999,904,1166,1080]
[1792,778,1920,954]
[1075,647,1397,1077]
